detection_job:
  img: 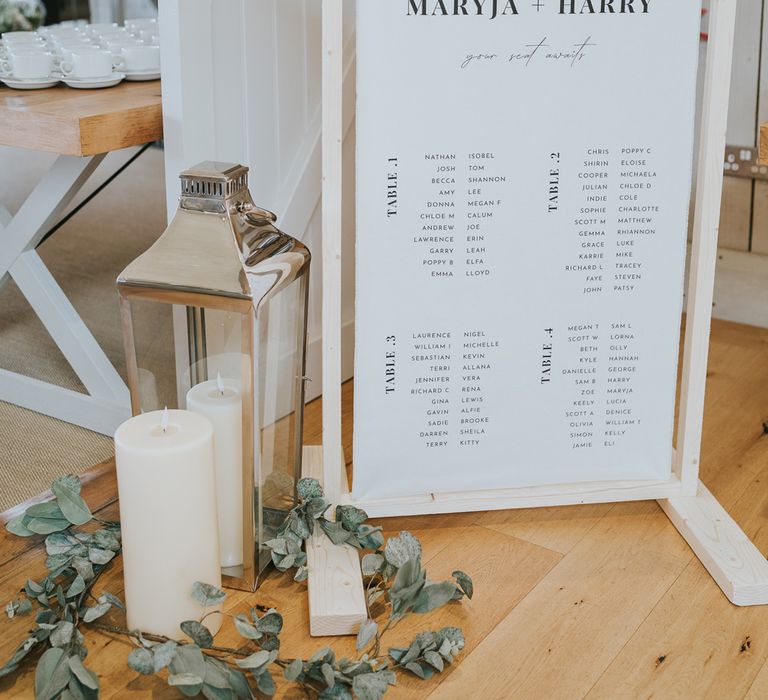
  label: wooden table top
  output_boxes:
[4,320,768,698]
[761,122,767,165]
[0,80,162,156]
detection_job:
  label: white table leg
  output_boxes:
[0,153,131,435]
[11,250,129,402]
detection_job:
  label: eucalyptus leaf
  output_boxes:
[256,669,275,696]
[356,619,378,651]
[87,547,115,565]
[352,671,395,700]
[92,530,120,552]
[203,657,231,689]
[228,668,253,699]
[50,621,74,647]
[321,662,336,688]
[70,557,94,581]
[256,610,283,635]
[336,504,368,532]
[297,477,323,500]
[67,655,99,690]
[235,650,271,670]
[27,501,67,519]
[202,683,235,700]
[54,474,82,495]
[265,538,287,555]
[127,648,154,675]
[181,620,214,648]
[168,672,205,693]
[412,581,459,614]
[65,677,88,700]
[82,602,111,623]
[45,533,74,556]
[309,646,334,664]
[99,591,125,611]
[51,479,92,526]
[152,640,178,672]
[319,520,352,546]
[170,644,206,687]
[406,661,433,680]
[25,518,71,536]
[66,575,85,598]
[390,560,426,616]
[452,570,474,599]
[423,650,444,672]
[319,684,353,700]
[233,614,261,640]
[284,658,303,681]
[306,497,331,518]
[384,531,422,569]
[6,515,35,537]
[294,565,308,582]
[361,553,385,576]
[34,647,70,700]
[259,633,281,653]
[276,553,295,571]
[18,599,32,615]
[5,600,18,618]
[191,581,226,607]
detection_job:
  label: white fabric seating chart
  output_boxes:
[352,0,702,501]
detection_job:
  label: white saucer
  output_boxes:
[122,68,160,82]
[0,75,60,89]
[62,71,124,89]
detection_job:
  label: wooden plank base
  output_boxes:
[302,445,367,636]
[659,481,768,606]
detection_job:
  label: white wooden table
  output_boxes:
[0,81,163,435]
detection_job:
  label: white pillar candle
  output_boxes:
[186,374,243,568]
[115,409,223,640]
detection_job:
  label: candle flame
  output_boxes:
[160,406,169,432]
[217,371,225,395]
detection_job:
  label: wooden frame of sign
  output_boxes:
[304,0,768,637]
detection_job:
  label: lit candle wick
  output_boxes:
[160,407,169,433]
[216,371,225,396]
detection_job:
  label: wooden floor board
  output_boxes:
[426,502,694,700]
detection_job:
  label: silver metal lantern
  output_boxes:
[116,162,311,591]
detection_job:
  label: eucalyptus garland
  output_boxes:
[2,474,473,699]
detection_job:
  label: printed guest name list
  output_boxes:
[353,0,702,501]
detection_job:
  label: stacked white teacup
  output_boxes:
[0,16,160,89]
[0,31,58,87]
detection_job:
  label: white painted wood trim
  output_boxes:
[342,477,683,519]
[659,482,768,606]
[675,0,738,495]
[321,0,345,506]
[303,445,367,636]
[11,251,129,402]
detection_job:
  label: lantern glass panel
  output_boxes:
[117,161,310,591]
[257,275,308,522]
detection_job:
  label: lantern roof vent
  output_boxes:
[180,161,249,200]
